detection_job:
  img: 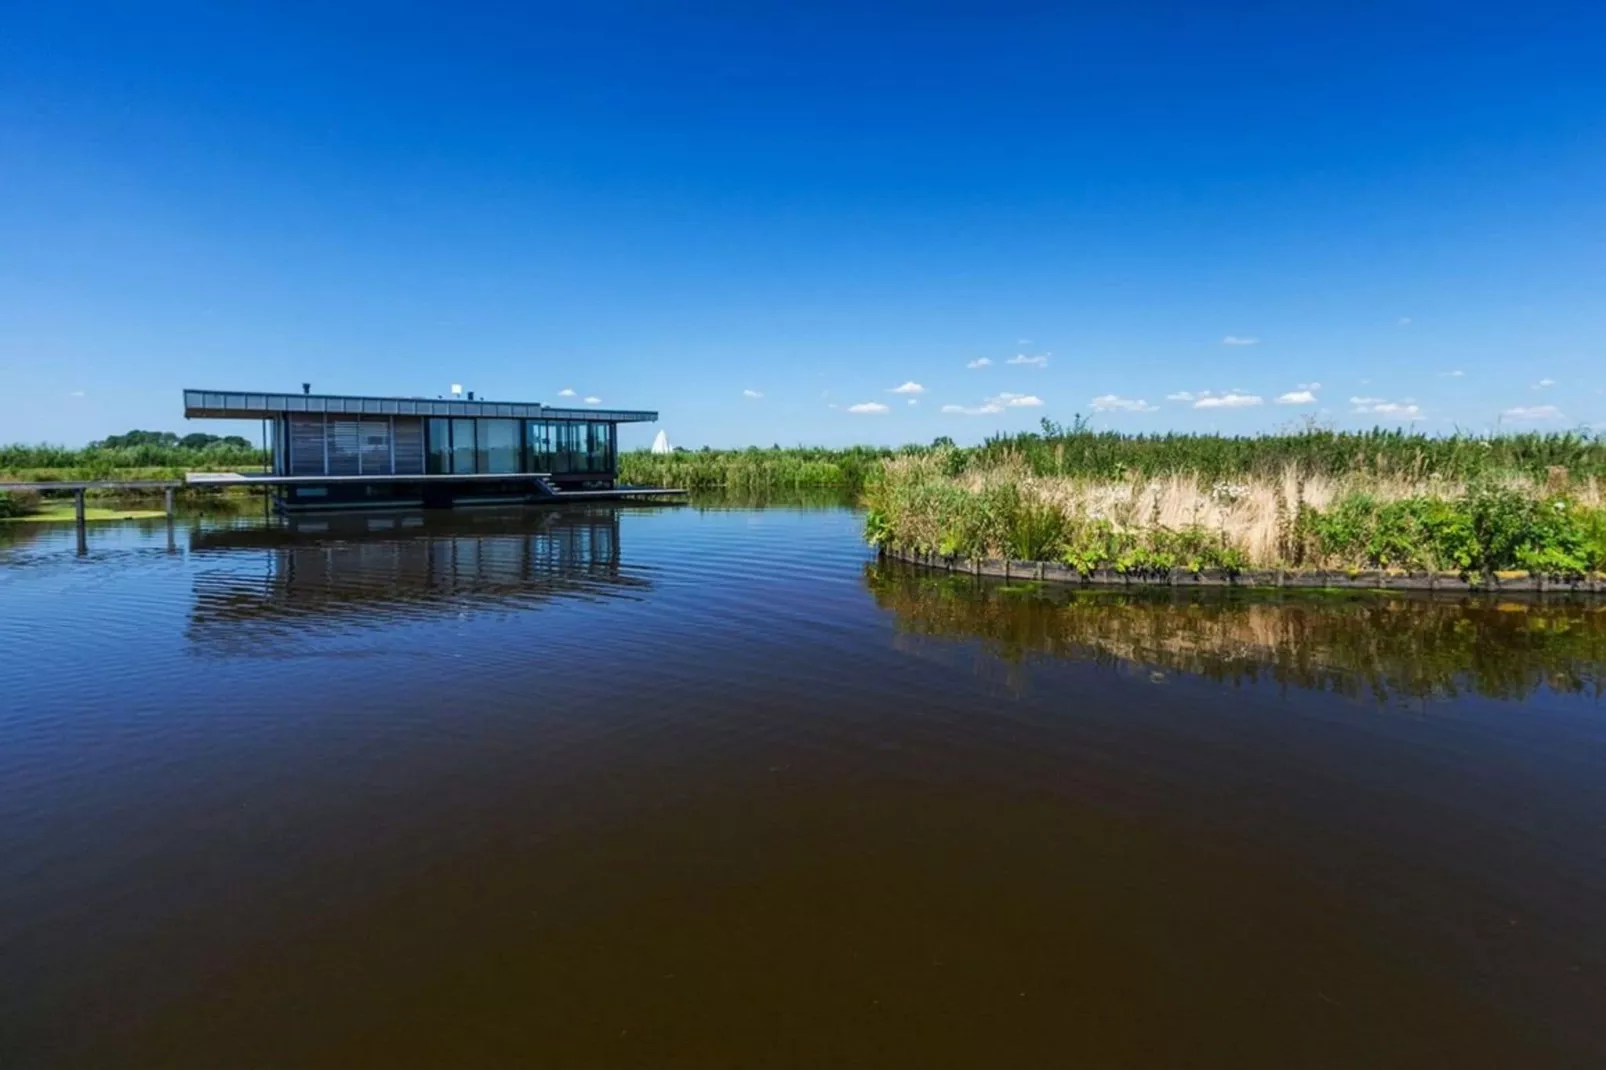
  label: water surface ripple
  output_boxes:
[1,503,1604,1067]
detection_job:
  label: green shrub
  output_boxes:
[0,490,41,518]
[1308,489,1603,575]
[1582,508,1606,572]
[1007,500,1068,561]
[1060,519,1132,574]
[1466,484,1534,571]
[1311,493,1376,563]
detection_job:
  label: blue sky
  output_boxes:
[2,3,1602,449]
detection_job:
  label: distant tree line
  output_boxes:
[92,429,255,451]
[1,429,267,477]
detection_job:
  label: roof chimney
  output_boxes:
[302,382,311,395]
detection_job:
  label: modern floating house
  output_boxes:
[182,387,681,512]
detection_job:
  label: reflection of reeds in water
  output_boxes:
[866,562,1606,702]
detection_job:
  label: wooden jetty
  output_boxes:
[0,480,184,555]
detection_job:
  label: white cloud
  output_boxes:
[584,396,602,405]
[1165,391,1198,402]
[742,389,764,399]
[1017,338,1032,345]
[889,381,925,395]
[941,392,1044,415]
[1397,317,1412,327]
[67,390,86,398]
[966,357,992,369]
[1221,335,1260,346]
[557,388,576,397]
[1193,392,1263,409]
[1352,397,1421,418]
[1274,382,1321,404]
[1531,378,1556,390]
[1090,394,1157,413]
[847,401,889,415]
[1006,353,1049,367]
[1439,369,1464,378]
[907,398,918,406]
[1502,404,1564,422]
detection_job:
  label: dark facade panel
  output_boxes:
[394,417,425,475]
[328,420,362,475]
[288,415,327,476]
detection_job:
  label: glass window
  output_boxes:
[587,422,612,472]
[426,418,451,474]
[476,418,520,474]
[527,421,553,473]
[451,418,477,474]
[566,423,586,473]
[551,422,579,474]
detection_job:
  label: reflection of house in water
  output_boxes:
[187,508,649,651]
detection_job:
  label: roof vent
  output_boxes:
[302,382,311,395]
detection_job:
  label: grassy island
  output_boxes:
[864,427,1606,579]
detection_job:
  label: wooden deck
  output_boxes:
[184,471,555,486]
[553,486,689,499]
[0,480,182,492]
[182,471,686,499]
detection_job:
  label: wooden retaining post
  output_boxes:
[165,487,177,553]
[74,488,87,555]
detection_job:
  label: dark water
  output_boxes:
[2,503,1604,1068]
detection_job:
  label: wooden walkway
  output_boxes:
[0,480,185,555]
[0,480,182,492]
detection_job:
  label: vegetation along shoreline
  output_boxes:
[863,424,1606,593]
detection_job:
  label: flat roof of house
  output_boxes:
[182,388,658,424]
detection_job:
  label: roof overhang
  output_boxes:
[183,389,657,423]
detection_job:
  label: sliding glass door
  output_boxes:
[475,419,520,474]
[521,420,617,475]
[426,418,451,474]
[585,423,613,473]
[450,419,477,474]
[526,421,553,473]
